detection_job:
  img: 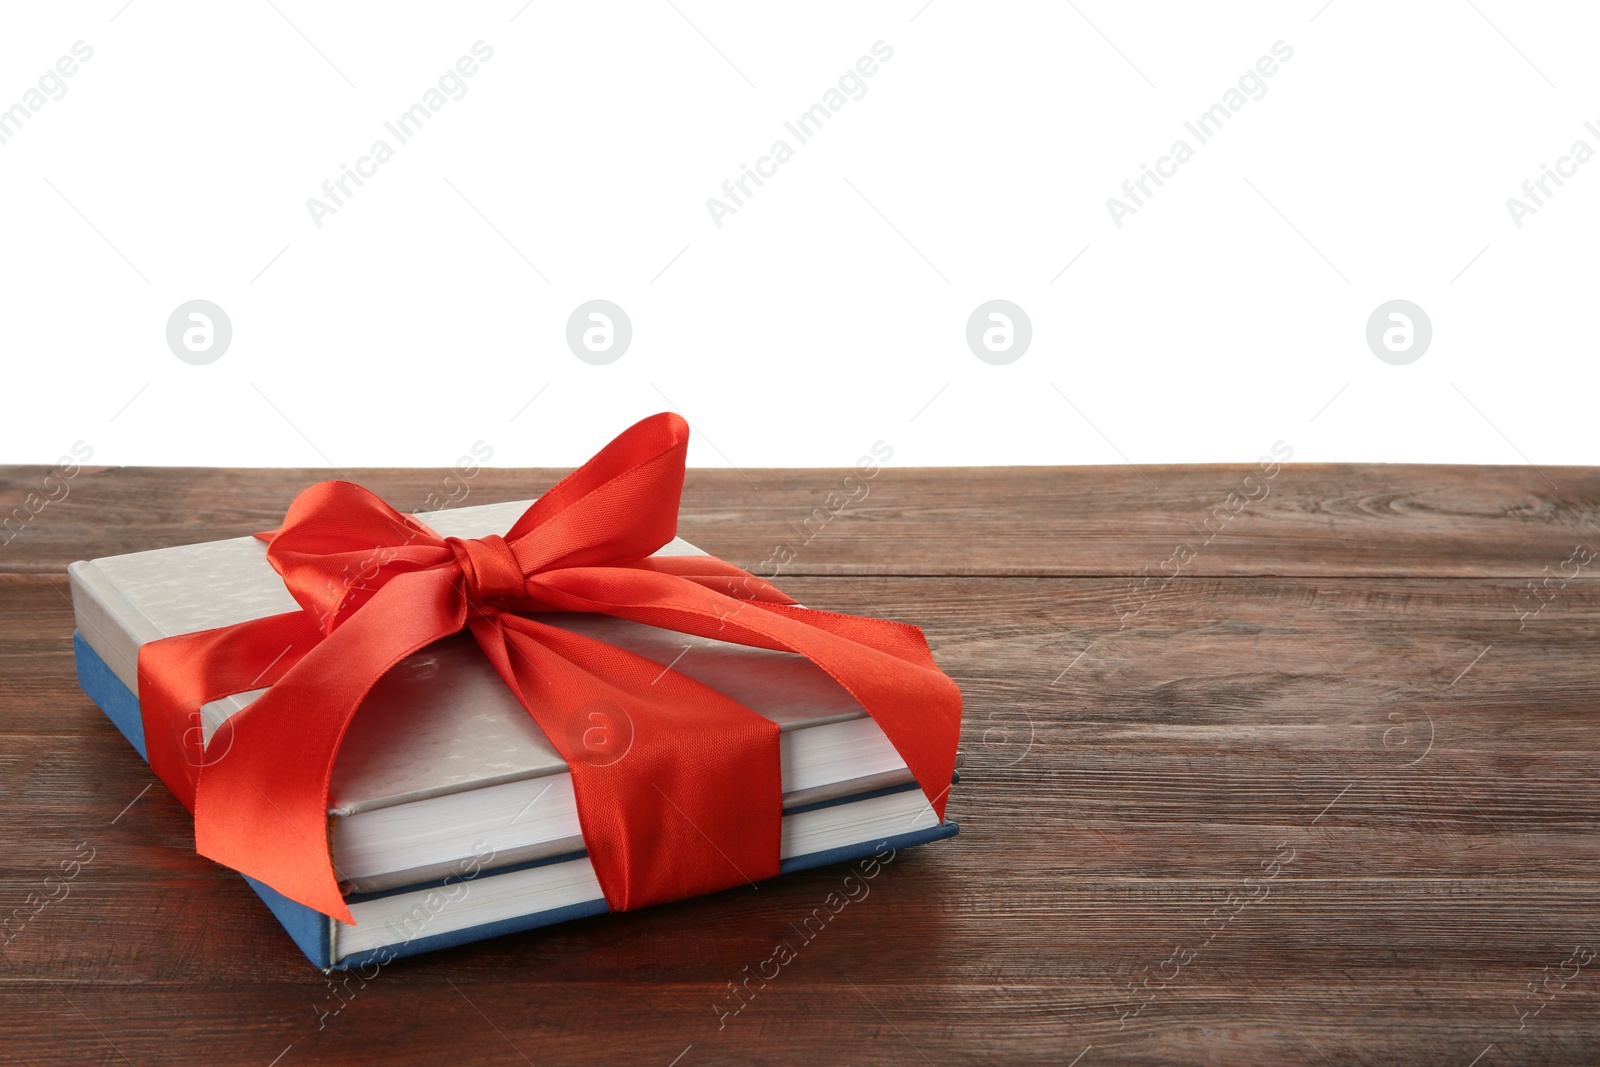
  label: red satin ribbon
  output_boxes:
[135,413,962,925]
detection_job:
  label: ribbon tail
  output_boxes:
[745,601,962,818]
[192,568,467,924]
[138,610,324,813]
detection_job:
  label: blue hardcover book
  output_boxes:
[68,499,959,969]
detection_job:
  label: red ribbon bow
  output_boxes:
[135,413,962,925]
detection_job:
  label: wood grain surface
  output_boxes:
[2,463,1597,1066]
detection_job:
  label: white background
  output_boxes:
[1,2,1595,472]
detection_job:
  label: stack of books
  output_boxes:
[70,497,958,969]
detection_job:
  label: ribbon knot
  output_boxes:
[446,534,526,609]
[134,412,961,927]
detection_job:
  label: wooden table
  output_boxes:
[3,463,1597,1065]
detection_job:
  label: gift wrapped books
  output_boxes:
[69,414,962,968]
